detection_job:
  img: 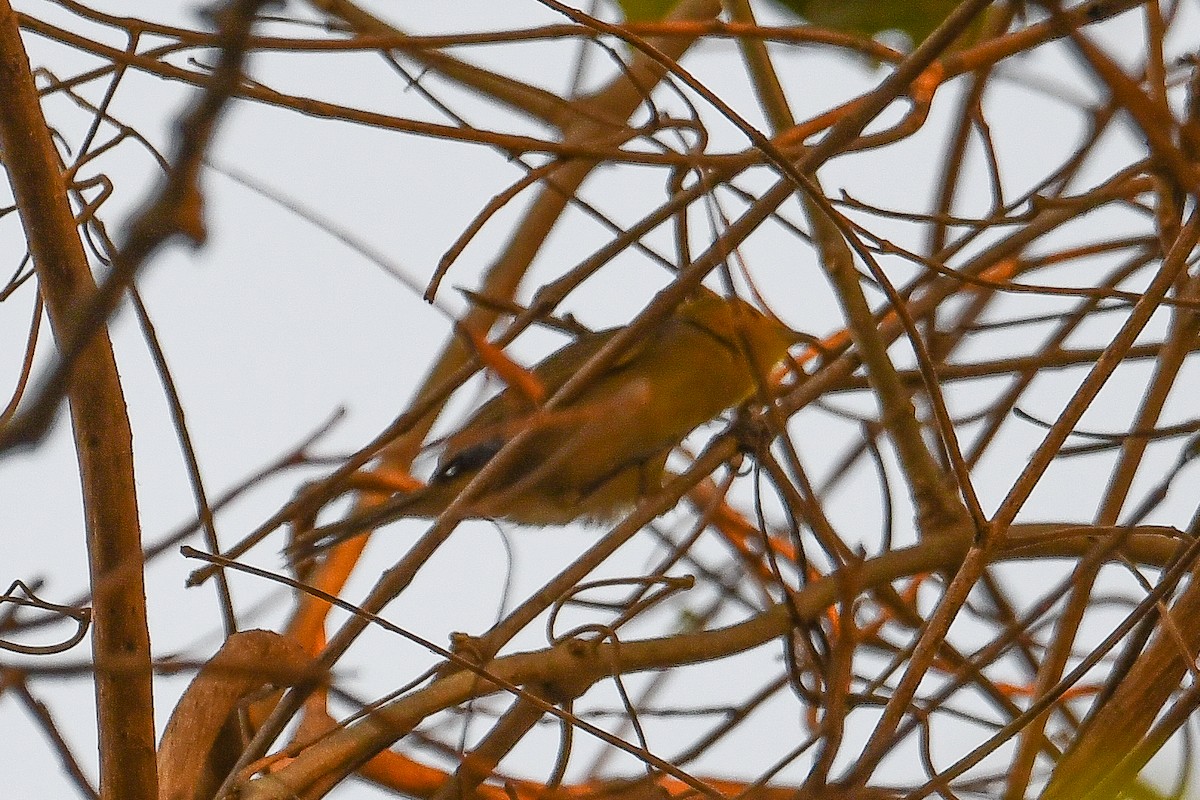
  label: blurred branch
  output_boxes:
[0,0,273,449]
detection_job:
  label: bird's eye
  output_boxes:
[433,440,503,483]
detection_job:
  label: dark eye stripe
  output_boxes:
[433,439,503,483]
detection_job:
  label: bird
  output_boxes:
[291,290,799,558]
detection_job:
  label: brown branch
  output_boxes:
[0,1,157,797]
[237,521,1185,798]
[993,207,1200,529]
[157,630,317,800]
